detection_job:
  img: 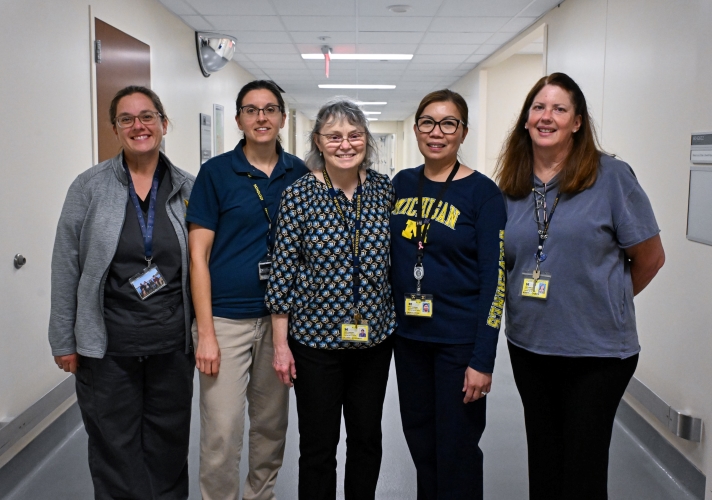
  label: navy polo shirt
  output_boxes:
[187,139,308,319]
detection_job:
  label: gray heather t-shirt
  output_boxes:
[503,154,660,358]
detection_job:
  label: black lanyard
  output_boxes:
[124,160,164,264]
[247,173,276,256]
[322,168,364,321]
[532,183,561,269]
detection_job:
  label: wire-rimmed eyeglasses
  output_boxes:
[317,131,366,147]
[115,111,163,129]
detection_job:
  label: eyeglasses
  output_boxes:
[317,132,366,147]
[238,105,283,117]
[115,111,162,128]
[416,117,465,135]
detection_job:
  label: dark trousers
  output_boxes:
[508,341,638,500]
[394,335,487,500]
[75,350,194,500]
[289,336,393,500]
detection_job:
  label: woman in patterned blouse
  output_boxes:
[266,98,396,500]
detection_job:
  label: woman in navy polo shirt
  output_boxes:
[187,80,308,499]
[389,89,507,500]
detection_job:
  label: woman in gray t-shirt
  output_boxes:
[494,72,665,500]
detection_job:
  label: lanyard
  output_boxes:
[124,160,164,264]
[247,173,275,255]
[322,168,364,321]
[532,182,561,272]
[413,161,460,291]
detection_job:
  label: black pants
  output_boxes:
[290,336,393,500]
[75,350,194,500]
[394,335,487,500]
[508,341,638,500]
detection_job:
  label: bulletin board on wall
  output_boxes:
[686,167,712,246]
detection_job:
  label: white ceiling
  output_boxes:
[159,0,557,120]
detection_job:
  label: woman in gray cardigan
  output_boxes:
[49,86,195,499]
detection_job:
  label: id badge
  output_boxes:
[341,323,370,342]
[129,263,167,300]
[521,272,551,300]
[404,294,433,317]
[258,257,272,281]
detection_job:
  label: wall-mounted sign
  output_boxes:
[213,104,224,156]
[200,113,212,165]
[690,132,712,164]
[687,167,712,246]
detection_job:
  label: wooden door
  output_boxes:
[95,19,151,162]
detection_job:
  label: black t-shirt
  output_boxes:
[103,163,185,355]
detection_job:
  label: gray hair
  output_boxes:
[305,97,377,171]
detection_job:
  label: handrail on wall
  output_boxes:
[625,376,703,442]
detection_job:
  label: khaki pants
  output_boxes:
[193,316,289,500]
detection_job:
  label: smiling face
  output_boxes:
[113,93,167,160]
[526,84,582,156]
[414,100,468,165]
[316,118,367,173]
[236,89,286,146]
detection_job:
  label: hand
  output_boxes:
[273,343,296,387]
[195,332,221,377]
[463,367,492,403]
[54,354,79,374]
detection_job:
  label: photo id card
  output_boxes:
[405,294,433,317]
[129,264,167,300]
[521,271,551,300]
[258,258,272,281]
[341,323,370,342]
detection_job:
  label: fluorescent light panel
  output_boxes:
[302,53,413,60]
[363,111,381,115]
[354,101,387,106]
[319,84,396,89]
[368,118,379,121]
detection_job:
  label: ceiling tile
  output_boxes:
[475,44,501,55]
[289,32,359,44]
[486,32,518,44]
[203,15,282,31]
[438,0,532,17]
[421,32,493,44]
[271,0,356,16]
[429,17,509,32]
[500,17,538,32]
[243,54,302,62]
[236,43,298,54]
[358,17,432,32]
[282,16,357,32]
[466,54,487,63]
[357,0,442,17]
[417,44,478,55]
[158,0,196,16]
[520,0,562,17]
[230,31,294,43]
[180,15,213,30]
[355,44,418,53]
[257,61,309,69]
[356,31,424,44]
[297,43,357,54]
[185,0,275,15]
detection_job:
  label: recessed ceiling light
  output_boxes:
[319,84,396,89]
[388,4,411,13]
[302,53,413,61]
[354,101,387,106]
[368,118,379,121]
[363,111,382,115]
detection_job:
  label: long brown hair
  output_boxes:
[494,73,601,198]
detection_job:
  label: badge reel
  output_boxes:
[521,268,551,300]
[258,255,272,281]
[405,264,433,317]
[129,262,167,300]
[341,311,370,342]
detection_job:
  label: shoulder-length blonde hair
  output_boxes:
[494,72,601,198]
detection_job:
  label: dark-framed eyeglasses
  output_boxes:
[115,111,162,129]
[238,104,283,117]
[416,117,465,135]
[317,131,366,147]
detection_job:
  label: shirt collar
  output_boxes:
[231,138,292,178]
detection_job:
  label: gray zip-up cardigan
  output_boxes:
[49,152,195,358]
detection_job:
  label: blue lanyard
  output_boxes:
[124,160,164,263]
[322,169,364,320]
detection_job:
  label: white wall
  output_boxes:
[293,111,313,161]
[400,112,424,174]
[0,0,254,422]
[451,0,712,492]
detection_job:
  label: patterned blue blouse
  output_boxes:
[265,169,397,349]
